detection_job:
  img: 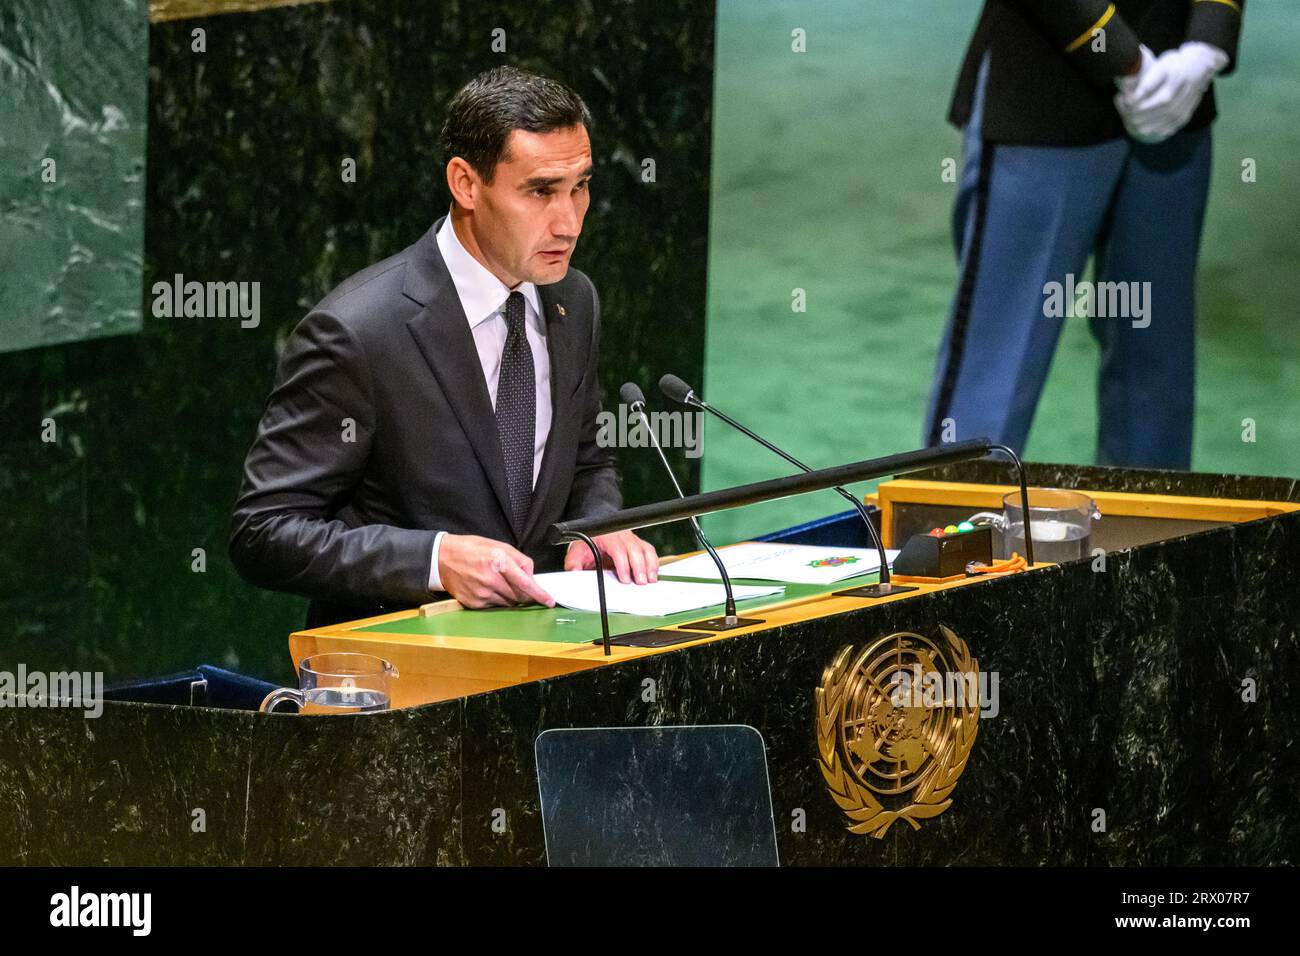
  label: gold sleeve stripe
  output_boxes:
[1194,0,1242,13]
[1064,4,1117,53]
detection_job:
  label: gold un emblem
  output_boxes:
[816,627,979,839]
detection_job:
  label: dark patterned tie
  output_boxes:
[495,291,535,533]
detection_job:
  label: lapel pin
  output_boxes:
[556,303,566,317]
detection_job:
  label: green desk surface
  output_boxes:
[352,573,879,644]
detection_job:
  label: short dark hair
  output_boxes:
[440,66,592,183]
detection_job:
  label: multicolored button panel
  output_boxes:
[928,521,976,537]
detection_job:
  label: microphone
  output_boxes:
[658,374,913,598]
[620,382,762,631]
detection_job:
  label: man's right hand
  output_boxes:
[437,534,556,609]
[1116,44,1156,93]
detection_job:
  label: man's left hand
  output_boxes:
[564,531,660,584]
[1114,42,1228,144]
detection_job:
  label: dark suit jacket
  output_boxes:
[949,0,1245,146]
[229,216,623,627]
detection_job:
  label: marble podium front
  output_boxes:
[2,463,1296,866]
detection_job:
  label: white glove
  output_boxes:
[1115,44,1157,98]
[1114,42,1228,144]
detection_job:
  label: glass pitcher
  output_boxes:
[972,489,1101,563]
[259,652,398,715]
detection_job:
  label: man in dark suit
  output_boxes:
[229,66,658,627]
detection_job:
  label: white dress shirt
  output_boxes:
[428,215,552,592]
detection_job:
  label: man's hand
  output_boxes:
[437,534,556,609]
[1114,42,1228,144]
[1117,43,1156,89]
[564,531,660,584]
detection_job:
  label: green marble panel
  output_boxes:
[0,701,252,865]
[0,0,147,353]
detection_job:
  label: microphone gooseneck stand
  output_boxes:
[553,412,1039,653]
[658,374,914,599]
[622,382,762,632]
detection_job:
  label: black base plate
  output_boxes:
[675,615,765,632]
[832,583,919,599]
[596,629,707,648]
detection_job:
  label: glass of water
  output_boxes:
[999,488,1101,564]
[259,652,398,715]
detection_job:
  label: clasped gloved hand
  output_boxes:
[1114,42,1229,144]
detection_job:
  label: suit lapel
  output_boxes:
[403,226,515,531]
[401,218,591,546]
[520,282,586,543]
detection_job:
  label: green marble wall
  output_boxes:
[0,0,715,684]
[0,0,147,353]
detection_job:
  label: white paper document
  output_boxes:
[533,571,784,617]
[662,542,901,585]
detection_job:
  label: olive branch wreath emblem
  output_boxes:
[815,626,980,839]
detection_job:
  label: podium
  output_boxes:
[2,459,1298,866]
[290,473,1296,710]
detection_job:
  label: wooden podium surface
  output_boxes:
[290,561,1027,709]
[290,478,1300,709]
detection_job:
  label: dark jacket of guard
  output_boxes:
[950,0,1246,145]
[229,215,622,628]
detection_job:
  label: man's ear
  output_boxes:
[446,157,477,210]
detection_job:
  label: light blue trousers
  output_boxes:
[924,61,1212,469]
